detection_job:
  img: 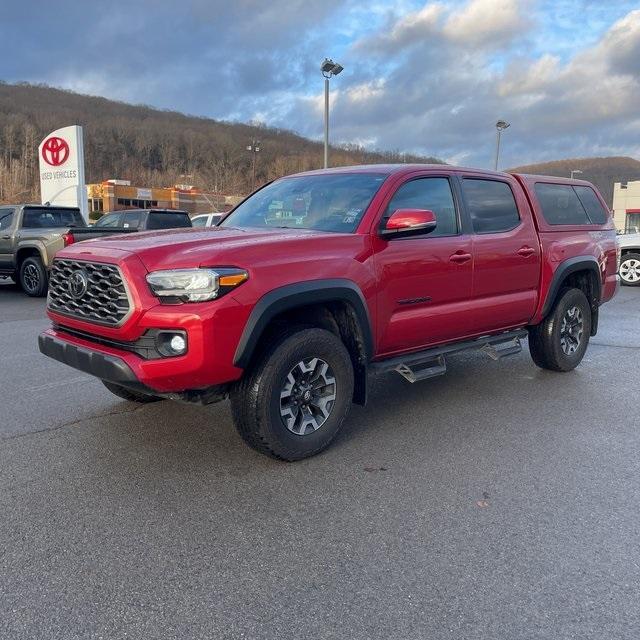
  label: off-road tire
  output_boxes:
[19,256,48,297]
[230,327,354,461]
[619,252,640,286]
[528,287,591,372]
[102,380,162,403]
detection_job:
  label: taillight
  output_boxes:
[62,232,74,247]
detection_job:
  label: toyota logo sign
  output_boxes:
[68,269,89,299]
[41,136,70,167]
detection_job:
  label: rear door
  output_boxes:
[374,174,474,355]
[458,175,541,333]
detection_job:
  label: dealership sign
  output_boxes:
[38,125,88,221]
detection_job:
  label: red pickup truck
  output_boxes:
[39,165,619,460]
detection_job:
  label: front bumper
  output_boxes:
[38,331,230,403]
[39,332,144,389]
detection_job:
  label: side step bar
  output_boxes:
[370,329,528,383]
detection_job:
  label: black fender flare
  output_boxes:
[541,255,602,317]
[233,278,373,369]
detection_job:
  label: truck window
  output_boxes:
[573,186,608,224]
[146,212,192,230]
[95,213,122,228]
[385,178,458,237]
[122,211,142,229]
[534,183,592,225]
[462,179,520,233]
[0,208,14,230]
[21,207,84,229]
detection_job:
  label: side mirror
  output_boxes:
[380,209,437,238]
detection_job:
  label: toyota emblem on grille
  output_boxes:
[68,270,89,299]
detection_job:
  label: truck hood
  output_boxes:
[72,226,354,271]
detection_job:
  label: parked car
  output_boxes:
[0,204,87,296]
[39,165,618,460]
[0,205,192,297]
[191,213,224,227]
[90,208,192,231]
[617,232,640,286]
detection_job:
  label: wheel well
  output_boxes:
[621,248,640,257]
[558,269,599,309]
[16,247,43,269]
[552,268,600,336]
[251,301,369,406]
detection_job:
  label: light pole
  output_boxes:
[321,58,344,169]
[494,120,510,171]
[570,169,583,179]
[246,139,261,191]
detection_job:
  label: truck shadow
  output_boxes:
[59,345,568,480]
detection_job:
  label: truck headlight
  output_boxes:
[146,268,248,302]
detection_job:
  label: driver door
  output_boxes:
[374,176,474,356]
[0,207,16,269]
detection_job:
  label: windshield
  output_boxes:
[221,173,387,233]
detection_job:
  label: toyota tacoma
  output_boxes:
[39,165,619,460]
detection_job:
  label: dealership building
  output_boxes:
[86,180,242,218]
[613,180,640,234]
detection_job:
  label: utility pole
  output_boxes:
[246,139,261,191]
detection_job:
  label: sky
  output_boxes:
[1,0,639,168]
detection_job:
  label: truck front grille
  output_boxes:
[47,259,132,326]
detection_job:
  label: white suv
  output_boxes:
[618,233,640,286]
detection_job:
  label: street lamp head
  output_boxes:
[496,120,510,131]
[321,58,344,78]
[572,169,583,175]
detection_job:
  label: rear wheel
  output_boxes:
[102,380,162,403]
[230,328,354,461]
[19,256,48,297]
[619,253,640,286]
[528,287,591,372]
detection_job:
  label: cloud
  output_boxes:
[0,0,639,167]
[322,1,640,166]
[443,0,531,47]
[358,3,446,52]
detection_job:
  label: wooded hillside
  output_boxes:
[0,82,441,204]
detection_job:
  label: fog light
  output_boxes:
[170,335,186,354]
[156,331,188,357]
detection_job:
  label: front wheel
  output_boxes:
[230,328,354,461]
[19,256,48,297]
[528,287,591,372]
[619,253,640,286]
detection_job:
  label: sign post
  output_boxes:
[38,125,88,222]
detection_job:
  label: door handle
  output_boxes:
[517,246,535,257]
[1,235,10,240]
[449,252,472,263]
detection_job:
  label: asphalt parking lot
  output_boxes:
[1,279,639,640]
